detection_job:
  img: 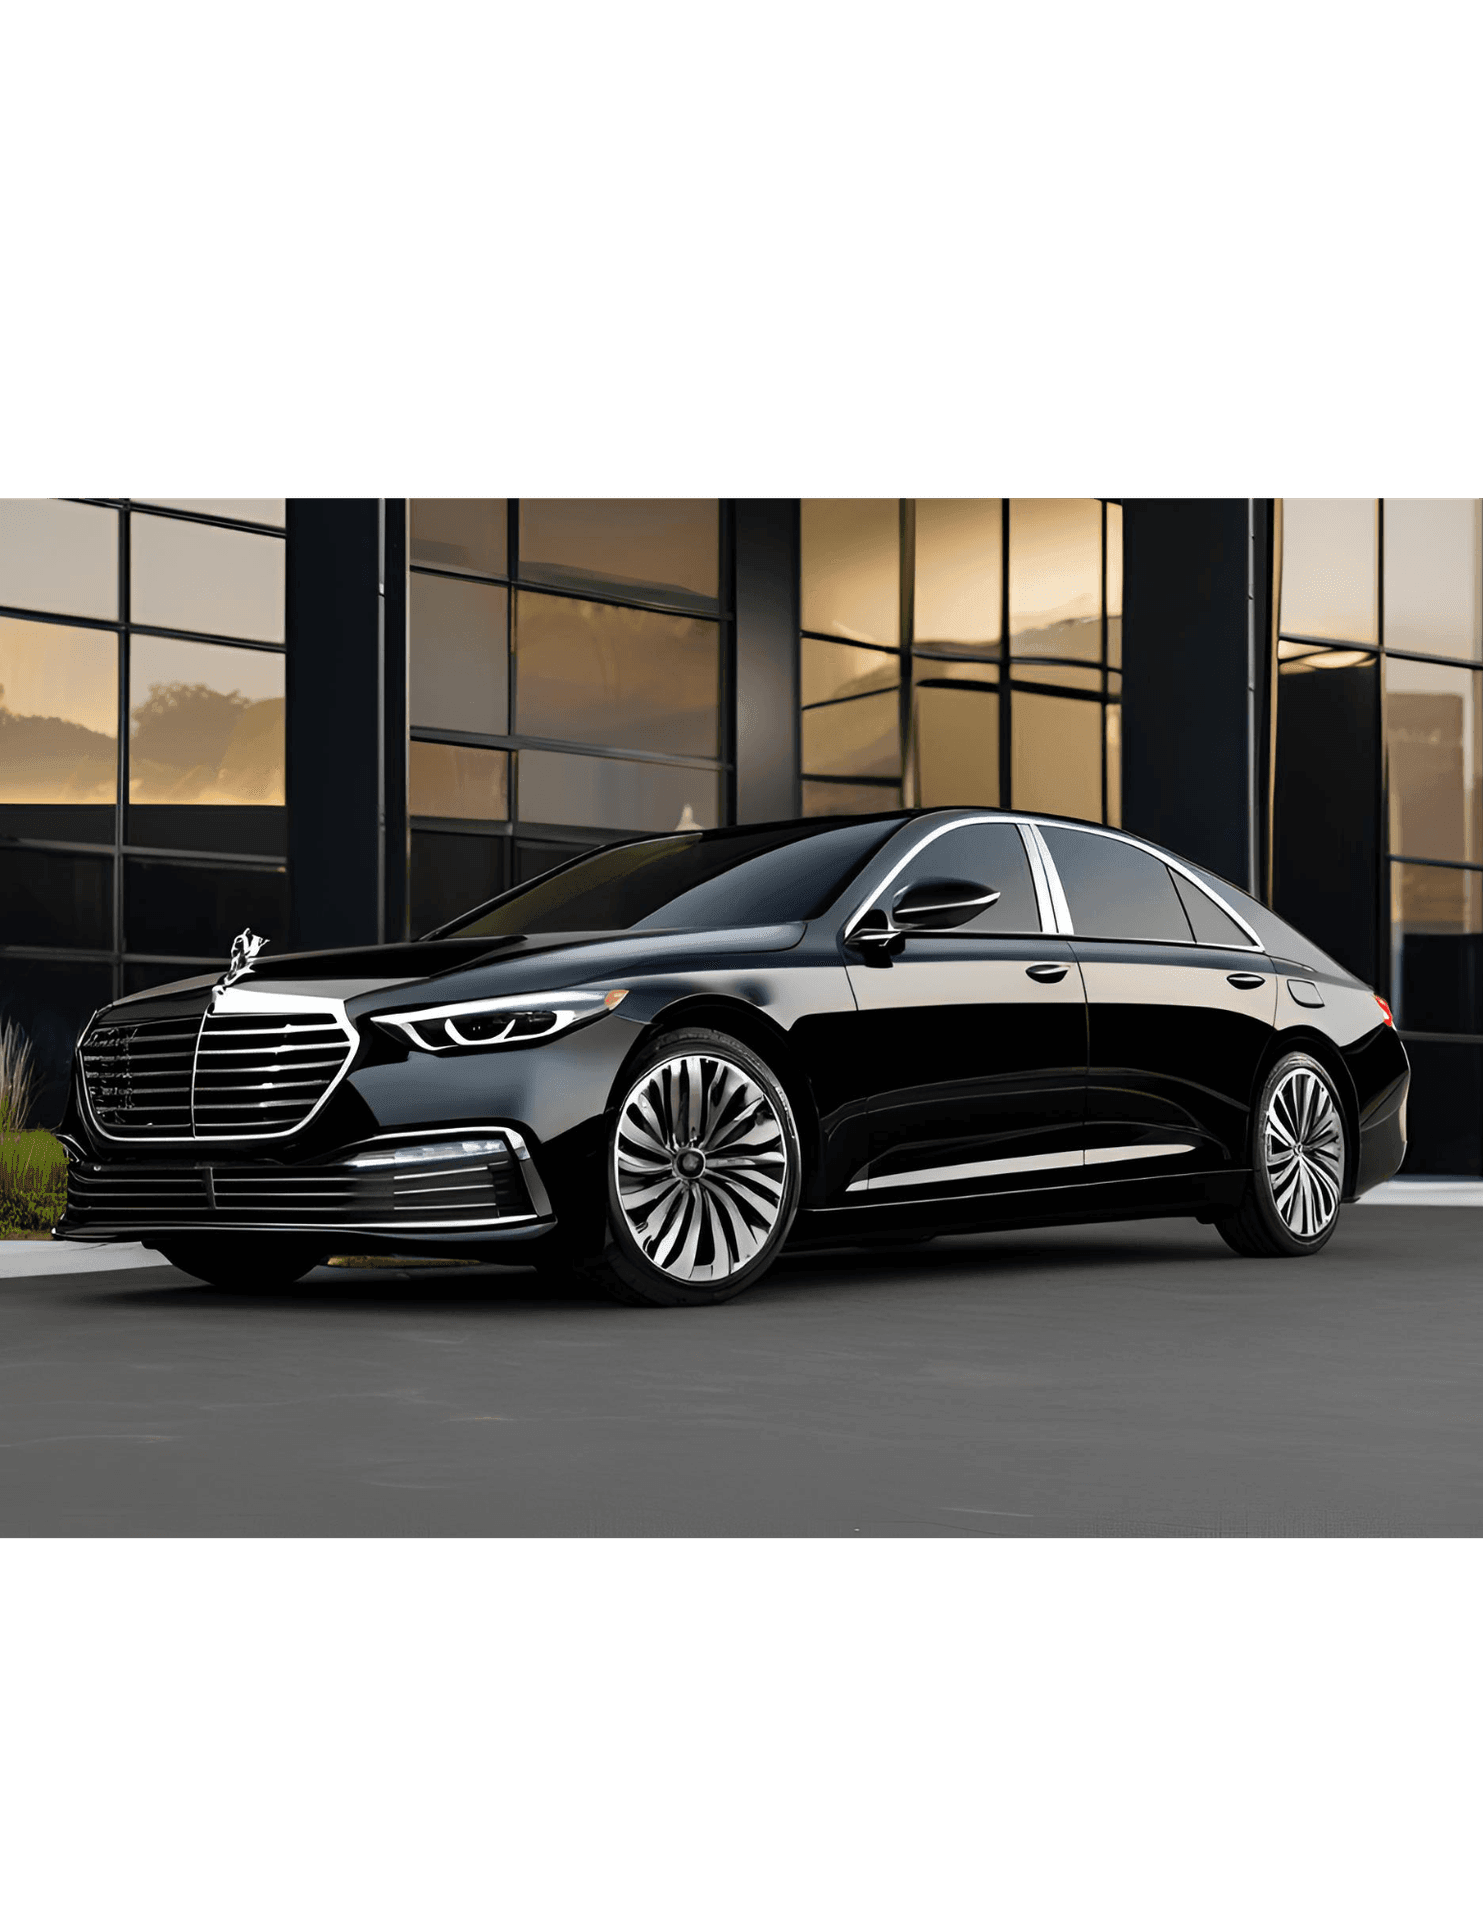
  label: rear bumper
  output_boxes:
[1353,1073,1409,1197]
[54,1126,555,1243]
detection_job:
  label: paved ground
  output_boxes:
[1,1207,1480,1535]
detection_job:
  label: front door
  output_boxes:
[844,819,1088,1200]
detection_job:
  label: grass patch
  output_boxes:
[1,1129,67,1237]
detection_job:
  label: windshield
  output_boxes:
[433,817,903,938]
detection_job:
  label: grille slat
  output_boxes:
[63,1150,534,1231]
[81,1006,355,1140]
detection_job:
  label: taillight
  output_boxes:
[1375,996,1394,1027]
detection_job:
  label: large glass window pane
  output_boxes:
[910,680,999,808]
[135,500,286,529]
[1040,826,1191,942]
[0,617,117,841]
[1383,499,1481,662]
[800,500,898,646]
[801,689,900,781]
[1273,648,1380,985]
[1106,502,1122,668]
[409,741,509,820]
[130,513,285,643]
[801,636,897,706]
[127,635,284,855]
[519,501,718,612]
[124,859,288,957]
[0,957,115,1128]
[1386,657,1482,864]
[517,749,719,833]
[1011,691,1103,821]
[411,500,508,579]
[411,828,510,938]
[1008,499,1102,662]
[801,779,898,816]
[0,847,112,948]
[913,499,1001,650]
[409,573,509,735]
[0,500,117,620]
[1279,499,1377,645]
[1391,863,1483,1034]
[515,592,719,758]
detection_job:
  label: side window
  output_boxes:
[1170,869,1252,947]
[1040,826,1193,942]
[889,823,1042,933]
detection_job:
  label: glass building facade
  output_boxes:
[1273,498,1483,1171]
[3,492,1481,1173]
[798,500,1122,825]
[0,499,288,1117]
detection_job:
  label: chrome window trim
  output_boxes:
[843,814,1052,941]
[1024,817,1265,952]
[1024,823,1073,933]
[1016,823,1056,933]
[78,984,361,1147]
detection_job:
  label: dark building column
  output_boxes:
[286,499,395,951]
[733,500,800,823]
[1122,500,1268,891]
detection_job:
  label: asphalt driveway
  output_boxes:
[1,1207,1480,1535]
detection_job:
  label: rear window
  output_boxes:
[1171,870,1255,948]
[1187,863,1351,976]
[1040,826,1192,943]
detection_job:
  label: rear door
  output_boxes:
[1035,824,1276,1180]
[844,818,1088,1199]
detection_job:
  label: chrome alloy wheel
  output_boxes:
[613,1052,789,1285]
[1263,1063,1344,1239]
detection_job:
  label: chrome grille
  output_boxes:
[194,1012,353,1136]
[79,996,356,1141]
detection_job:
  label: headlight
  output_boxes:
[373,987,628,1054]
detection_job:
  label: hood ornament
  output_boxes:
[218,928,269,994]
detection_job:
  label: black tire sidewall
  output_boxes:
[601,1028,802,1306]
[1249,1051,1347,1253]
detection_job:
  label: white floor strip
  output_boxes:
[1356,1179,1483,1207]
[0,1241,171,1279]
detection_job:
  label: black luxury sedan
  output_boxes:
[55,810,1409,1306]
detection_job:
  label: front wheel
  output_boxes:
[592,1028,802,1307]
[155,1235,323,1292]
[1216,1051,1348,1258]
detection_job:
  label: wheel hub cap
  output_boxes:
[1264,1065,1344,1238]
[614,1053,788,1285]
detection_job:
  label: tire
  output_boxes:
[1216,1051,1348,1258]
[591,1027,802,1307]
[155,1235,323,1293]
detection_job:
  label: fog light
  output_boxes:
[347,1137,511,1170]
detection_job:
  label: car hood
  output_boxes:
[106,923,808,1016]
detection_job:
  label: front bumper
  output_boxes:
[55,1126,554,1242]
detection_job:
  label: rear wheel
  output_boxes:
[1216,1051,1347,1258]
[592,1028,802,1307]
[155,1235,323,1293]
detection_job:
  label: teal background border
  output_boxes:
[2,3,1483,495]
[2,0,1483,1904]
[0,1543,1475,1920]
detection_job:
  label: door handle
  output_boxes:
[1026,962,1068,983]
[1226,972,1266,990]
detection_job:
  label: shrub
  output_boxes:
[0,1021,37,1134]
[0,1130,67,1235]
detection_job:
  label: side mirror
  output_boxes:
[892,878,1001,932]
